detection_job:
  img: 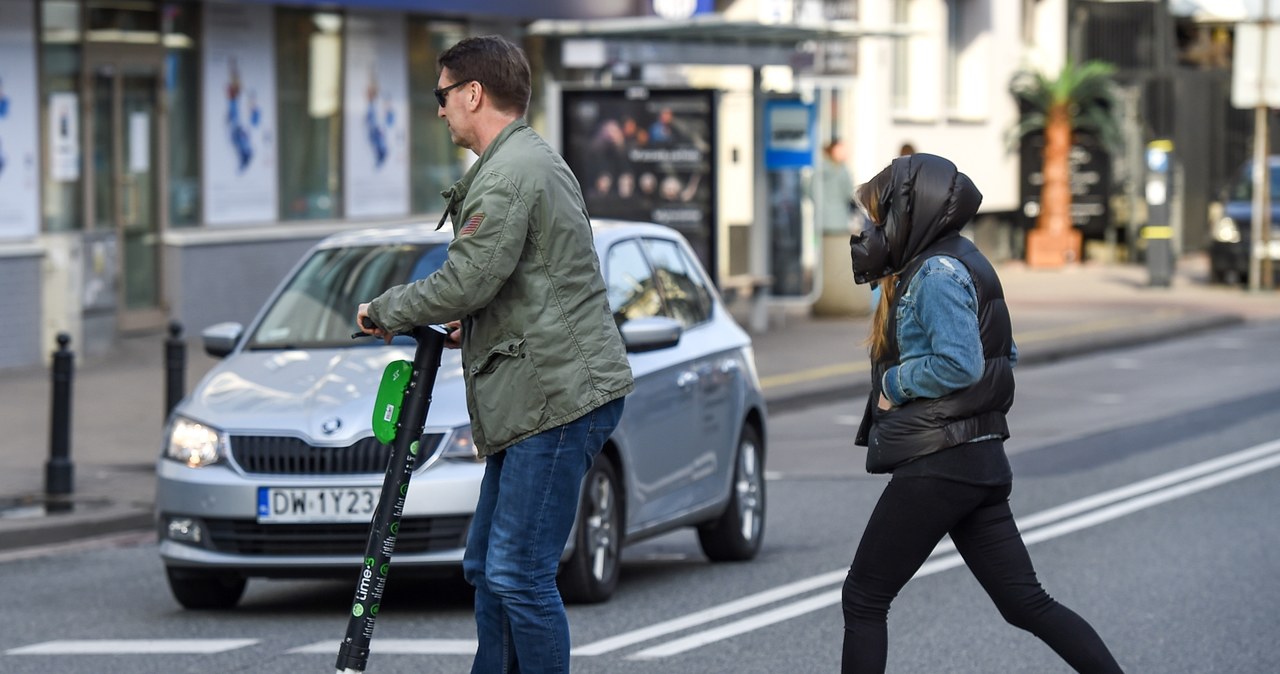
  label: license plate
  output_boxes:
[257,487,378,523]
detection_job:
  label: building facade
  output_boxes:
[0,0,636,368]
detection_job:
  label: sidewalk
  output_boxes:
[1,253,1277,551]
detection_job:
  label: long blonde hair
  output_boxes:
[856,168,897,361]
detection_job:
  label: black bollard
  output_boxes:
[165,321,186,418]
[46,332,75,512]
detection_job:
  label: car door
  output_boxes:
[603,237,703,527]
[642,236,737,509]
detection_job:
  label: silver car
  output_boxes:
[156,221,767,609]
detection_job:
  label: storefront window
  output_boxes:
[162,1,199,227]
[408,19,465,215]
[41,0,84,233]
[277,9,343,221]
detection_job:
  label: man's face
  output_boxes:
[437,67,473,150]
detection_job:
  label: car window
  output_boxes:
[1229,164,1280,202]
[248,243,446,349]
[643,237,712,327]
[605,238,665,327]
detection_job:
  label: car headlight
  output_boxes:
[438,426,481,463]
[164,417,227,468]
[1213,216,1242,244]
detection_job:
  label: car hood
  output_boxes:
[178,347,469,444]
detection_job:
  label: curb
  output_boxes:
[0,505,154,551]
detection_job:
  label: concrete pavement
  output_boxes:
[1,252,1276,552]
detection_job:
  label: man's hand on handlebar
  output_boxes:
[442,320,462,349]
[356,303,394,345]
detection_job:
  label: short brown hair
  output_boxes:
[438,35,531,116]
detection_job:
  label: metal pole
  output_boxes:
[165,321,185,418]
[335,325,447,674]
[1253,1,1273,292]
[46,333,75,511]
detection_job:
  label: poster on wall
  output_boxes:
[202,1,278,225]
[0,1,40,240]
[48,93,79,182]
[343,12,409,218]
[561,88,718,280]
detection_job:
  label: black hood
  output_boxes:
[875,153,983,273]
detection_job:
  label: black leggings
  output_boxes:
[841,478,1122,673]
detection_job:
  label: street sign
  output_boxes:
[1231,22,1280,109]
[1018,132,1112,238]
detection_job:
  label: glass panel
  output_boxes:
[42,0,81,44]
[41,1,83,232]
[91,70,115,228]
[277,9,343,221]
[163,1,200,226]
[408,20,466,214]
[605,239,664,326]
[248,243,447,349]
[120,73,159,309]
[87,0,160,44]
[644,237,711,327]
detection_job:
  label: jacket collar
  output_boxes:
[436,119,528,230]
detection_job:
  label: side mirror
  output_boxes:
[620,316,683,353]
[202,322,244,358]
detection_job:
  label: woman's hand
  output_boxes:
[877,393,892,411]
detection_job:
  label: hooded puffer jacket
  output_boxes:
[853,154,1015,473]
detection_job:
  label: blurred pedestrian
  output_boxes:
[842,153,1123,673]
[356,35,634,674]
[819,139,856,235]
[897,141,915,156]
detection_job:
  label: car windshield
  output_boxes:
[1228,164,1280,202]
[246,243,448,349]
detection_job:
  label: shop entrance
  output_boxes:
[84,44,167,331]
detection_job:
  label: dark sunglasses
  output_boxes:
[434,79,474,107]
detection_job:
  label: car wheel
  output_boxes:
[558,454,622,604]
[165,567,246,610]
[697,424,766,562]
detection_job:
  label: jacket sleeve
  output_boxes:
[882,261,984,404]
[368,171,529,332]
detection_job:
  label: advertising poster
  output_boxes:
[202,2,278,225]
[0,1,40,240]
[562,89,718,279]
[343,12,409,218]
[48,93,79,182]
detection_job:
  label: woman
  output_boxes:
[843,154,1122,673]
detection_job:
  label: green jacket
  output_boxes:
[369,119,634,456]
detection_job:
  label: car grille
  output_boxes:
[230,433,445,475]
[203,516,471,556]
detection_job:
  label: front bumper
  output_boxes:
[155,458,483,577]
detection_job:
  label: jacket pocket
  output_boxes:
[470,338,547,444]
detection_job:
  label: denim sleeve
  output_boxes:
[883,261,984,404]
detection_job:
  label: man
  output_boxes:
[356,35,634,673]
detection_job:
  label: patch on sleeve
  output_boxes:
[460,213,485,236]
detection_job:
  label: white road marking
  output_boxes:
[289,639,476,655]
[625,439,1280,659]
[6,639,258,655]
[571,570,847,656]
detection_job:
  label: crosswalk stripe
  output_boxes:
[288,639,476,655]
[6,639,258,655]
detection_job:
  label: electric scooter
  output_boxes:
[335,320,448,674]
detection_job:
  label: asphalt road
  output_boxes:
[2,322,1279,674]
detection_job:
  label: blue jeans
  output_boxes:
[463,397,624,674]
